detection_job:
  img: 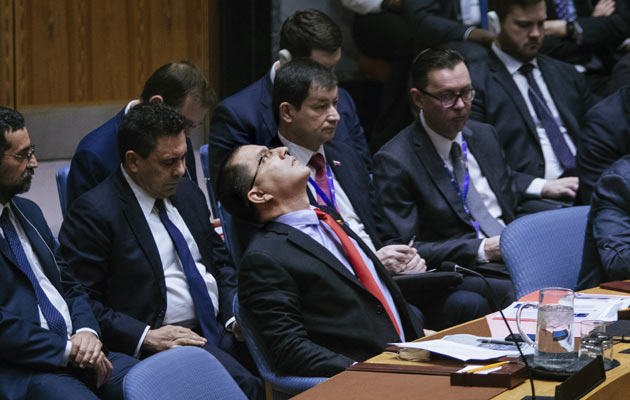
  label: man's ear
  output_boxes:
[148,95,164,103]
[124,151,141,173]
[247,188,273,205]
[279,102,294,124]
[409,88,424,111]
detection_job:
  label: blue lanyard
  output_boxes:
[442,139,480,236]
[308,163,337,209]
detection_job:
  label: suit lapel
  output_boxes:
[323,141,366,218]
[114,170,167,298]
[412,123,472,225]
[0,230,18,269]
[488,55,538,140]
[538,56,576,140]
[260,74,278,142]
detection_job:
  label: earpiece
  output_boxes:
[278,49,292,67]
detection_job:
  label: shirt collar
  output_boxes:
[491,42,539,76]
[419,110,462,161]
[273,206,319,226]
[0,202,9,218]
[269,61,281,85]
[277,132,326,166]
[121,165,160,219]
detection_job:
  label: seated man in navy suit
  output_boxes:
[0,107,137,400]
[67,61,215,208]
[208,9,370,187]
[216,144,424,377]
[59,102,262,400]
[271,58,513,329]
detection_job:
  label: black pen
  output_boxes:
[477,338,517,346]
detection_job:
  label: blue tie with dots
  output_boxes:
[155,199,221,344]
[554,0,577,21]
[0,208,68,338]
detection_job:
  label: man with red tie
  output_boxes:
[216,143,425,376]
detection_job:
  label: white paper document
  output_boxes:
[392,334,533,362]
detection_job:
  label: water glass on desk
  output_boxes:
[579,320,614,369]
[516,288,576,371]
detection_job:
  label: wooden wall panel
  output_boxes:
[0,0,14,107]
[12,0,216,108]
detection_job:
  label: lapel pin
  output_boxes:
[333,160,342,167]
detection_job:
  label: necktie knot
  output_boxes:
[519,63,534,77]
[450,142,463,162]
[313,208,328,221]
[154,199,166,214]
[308,153,326,173]
[0,207,10,225]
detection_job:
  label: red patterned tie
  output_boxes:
[307,153,332,206]
[314,208,402,338]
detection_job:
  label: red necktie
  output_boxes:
[308,153,332,206]
[314,208,402,338]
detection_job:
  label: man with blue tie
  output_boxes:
[59,102,263,400]
[0,107,136,399]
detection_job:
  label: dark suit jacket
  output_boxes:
[373,120,519,268]
[403,0,468,46]
[577,86,630,203]
[0,197,101,399]
[59,169,236,356]
[208,71,371,186]
[577,156,630,290]
[67,108,198,208]
[470,53,596,192]
[238,218,423,377]
[542,0,630,68]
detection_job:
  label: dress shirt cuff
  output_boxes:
[134,326,151,358]
[75,327,99,338]
[61,340,73,367]
[525,178,546,198]
[477,239,488,263]
[463,26,475,41]
[224,316,236,331]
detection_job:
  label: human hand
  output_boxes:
[69,331,103,368]
[544,20,567,37]
[398,252,427,274]
[231,321,244,342]
[592,0,615,17]
[376,244,422,274]
[142,325,207,353]
[484,235,503,262]
[93,352,113,388]
[541,177,579,200]
[467,28,495,46]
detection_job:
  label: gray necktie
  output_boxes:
[450,142,504,237]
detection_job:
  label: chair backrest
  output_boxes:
[55,165,70,217]
[233,297,326,399]
[123,346,247,400]
[500,206,590,299]
[199,144,219,217]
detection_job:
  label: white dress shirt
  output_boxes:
[275,207,404,341]
[340,0,383,15]
[492,43,577,195]
[461,0,481,26]
[278,133,377,252]
[122,168,226,355]
[0,203,97,366]
[420,112,504,261]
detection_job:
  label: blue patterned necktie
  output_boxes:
[554,0,577,21]
[0,208,68,338]
[519,63,576,173]
[155,199,221,344]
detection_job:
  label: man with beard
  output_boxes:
[468,0,597,204]
[0,107,136,399]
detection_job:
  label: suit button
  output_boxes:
[376,304,383,315]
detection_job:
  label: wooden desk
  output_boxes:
[294,287,630,400]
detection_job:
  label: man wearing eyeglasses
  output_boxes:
[0,106,138,399]
[374,48,521,275]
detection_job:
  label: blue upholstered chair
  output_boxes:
[500,206,590,299]
[233,297,326,399]
[123,346,247,400]
[55,165,70,217]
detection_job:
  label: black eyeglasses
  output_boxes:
[249,154,266,191]
[419,88,476,108]
[4,145,35,162]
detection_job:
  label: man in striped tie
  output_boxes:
[0,106,137,399]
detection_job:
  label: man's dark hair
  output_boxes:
[279,9,342,58]
[491,0,544,22]
[140,61,216,109]
[272,58,338,123]
[0,107,25,159]
[118,102,191,163]
[216,147,261,222]
[411,48,466,90]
